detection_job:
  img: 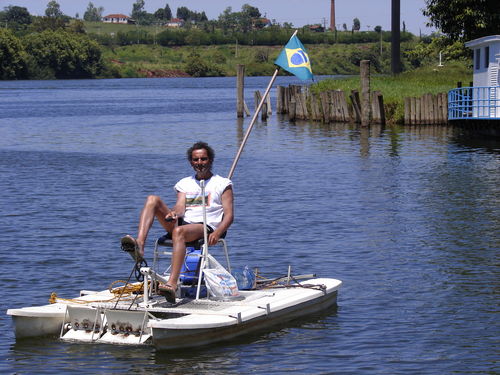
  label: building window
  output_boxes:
[475,49,481,70]
[485,46,489,68]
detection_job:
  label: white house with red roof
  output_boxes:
[102,14,133,24]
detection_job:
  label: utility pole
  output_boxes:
[391,0,401,74]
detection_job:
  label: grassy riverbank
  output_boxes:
[311,62,472,123]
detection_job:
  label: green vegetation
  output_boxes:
[312,61,471,123]
[423,0,499,41]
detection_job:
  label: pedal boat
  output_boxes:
[7,181,341,349]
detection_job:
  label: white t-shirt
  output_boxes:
[174,174,232,230]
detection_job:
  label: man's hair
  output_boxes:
[187,141,215,162]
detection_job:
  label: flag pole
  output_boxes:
[228,30,298,180]
[227,68,278,179]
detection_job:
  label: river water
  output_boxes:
[0,77,498,374]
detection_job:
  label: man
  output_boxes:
[121,141,234,302]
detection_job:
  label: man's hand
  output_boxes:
[165,211,178,222]
[208,231,221,246]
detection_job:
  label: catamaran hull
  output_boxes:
[7,278,342,349]
[8,304,68,339]
[152,290,338,350]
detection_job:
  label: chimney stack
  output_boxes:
[330,0,336,31]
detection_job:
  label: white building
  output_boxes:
[466,35,500,87]
[102,14,133,24]
[463,35,500,118]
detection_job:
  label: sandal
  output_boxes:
[120,235,143,262]
[158,284,177,303]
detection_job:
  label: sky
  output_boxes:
[1,0,436,35]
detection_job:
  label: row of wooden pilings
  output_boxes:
[404,93,448,125]
[237,62,449,126]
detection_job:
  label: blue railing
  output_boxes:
[448,86,500,120]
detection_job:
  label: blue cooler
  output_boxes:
[179,248,202,284]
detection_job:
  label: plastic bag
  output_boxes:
[203,267,239,297]
[231,266,256,290]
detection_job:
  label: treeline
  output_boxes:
[92,27,414,48]
[0,28,111,79]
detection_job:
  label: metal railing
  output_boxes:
[448,86,500,120]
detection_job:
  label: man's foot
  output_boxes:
[120,235,143,262]
[158,283,177,303]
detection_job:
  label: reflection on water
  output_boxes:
[0,78,498,375]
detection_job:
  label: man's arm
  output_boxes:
[166,192,186,221]
[208,185,234,246]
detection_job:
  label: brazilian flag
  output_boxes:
[274,35,313,81]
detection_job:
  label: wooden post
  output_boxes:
[243,101,250,116]
[289,97,296,121]
[237,64,245,118]
[410,97,416,125]
[350,90,362,123]
[377,92,385,125]
[430,93,435,124]
[320,92,330,123]
[309,93,317,121]
[330,91,338,122]
[301,91,309,120]
[442,92,448,123]
[294,92,303,119]
[414,98,423,125]
[371,90,381,123]
[254,90,267,121]
[338,90,350,122]
[276,86,284,114]
[266,92,272,116]
[254,90,262,115]
[360,60,371,126]
[404,97,411,125]
[436,93,444,124]
[284,86,290,114]
[422,95,427,124]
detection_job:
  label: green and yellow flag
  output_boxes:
[274,35,313,81]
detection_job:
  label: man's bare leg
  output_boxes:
[165,223,205,290]
[135,195,175,257]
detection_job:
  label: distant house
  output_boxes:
[165,18,185,28]
[102,14,134,24]
[309,24,325,32]
[253,18,272,29]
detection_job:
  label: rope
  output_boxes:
[48,280,146,305]
[255,273,326,292]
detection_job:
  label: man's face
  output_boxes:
[190,148,212,175]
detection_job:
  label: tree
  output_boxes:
[131,0,152,24]
[154,4,172,21]
[176,6,190,21]
[83,2,104,22]
[23,30,104,78]
[0,29,28,79]
[352,18,360,31]
[241,4,260,19]
[153,8,164,20]
[218,7,237,33]
[423,0,500,41]
[164,4,172,20]
[45,1,63,18]
[374,25,382,33]
[1,6,32,29]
